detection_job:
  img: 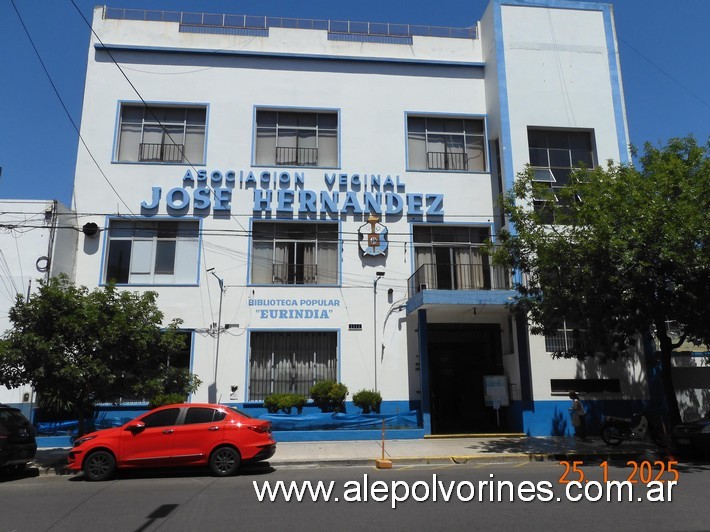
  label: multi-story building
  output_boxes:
[63,0,652,437]
[0,200,76,416]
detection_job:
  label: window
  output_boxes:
[141,408,180,428]
[551,379,620,394]
[412,226,508,291]
[544,319,589,352]
[255,110,338,167]
[184,407,226,425]
[249,331,337,401]
[407,116,486,171]
[528,129,595,221]
[105,219,199,285]
[251,222,339,285]
[116,104,206,163]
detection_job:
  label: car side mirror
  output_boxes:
[126,422,146,433]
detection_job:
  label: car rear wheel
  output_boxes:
[83,450,116,481]
[600,423,624,446]
[210,446,241,477]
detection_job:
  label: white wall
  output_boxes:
[0,200,75,406]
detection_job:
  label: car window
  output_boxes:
[141,408,180,428]
[184,407,226,425]
[0,410,30,430]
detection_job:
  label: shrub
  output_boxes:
[264,393,308,414]
[310,380,349,413]
[263,394,280,414]
[352,389,382,414]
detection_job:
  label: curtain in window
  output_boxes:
[414,247,434,289]
[273,242,290,283]
[184,125,205,164]
[316,242,338,284]
[318,129,337,167]
[407,118,427,170]
[301,242,316,284]
[466,135,486,171]
[256,128,276,165]
[454,247,473,289]
[118,122,141,162]
[252,242,273,284]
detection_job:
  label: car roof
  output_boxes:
[154,403,227,409]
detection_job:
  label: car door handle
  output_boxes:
[162,429,174,434]
[208,426,220,431]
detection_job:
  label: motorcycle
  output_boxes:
[599,411,663,446]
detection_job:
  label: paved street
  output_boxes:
[1,460,708,531]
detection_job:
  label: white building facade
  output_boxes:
[0,200,76,416]
[65,0,651,437]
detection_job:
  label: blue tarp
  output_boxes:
[259,411,419,431]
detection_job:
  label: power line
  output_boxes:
[9,0,134,216]
[619,37,710,111]
[68,0,250,237]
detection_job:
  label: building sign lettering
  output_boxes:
[139,169,444,218]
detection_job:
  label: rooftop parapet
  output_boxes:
[103,7,477,40]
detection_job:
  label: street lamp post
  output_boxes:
[207,268,225,403]
[373,271,385,393]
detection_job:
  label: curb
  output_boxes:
[26,449,666,477]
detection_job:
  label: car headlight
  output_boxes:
[73,435,97,447]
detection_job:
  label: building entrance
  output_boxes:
[427,324,504,434]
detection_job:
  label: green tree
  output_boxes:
[489,136,710,428]
[0,274,201,434]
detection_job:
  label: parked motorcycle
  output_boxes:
[600,411,664,446]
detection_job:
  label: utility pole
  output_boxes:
[207,268,225,403]
[373,271,385,392]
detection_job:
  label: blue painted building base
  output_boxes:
[510,399,650,437]
[34,400,425,448]
[273,428,425,442]
[37,436,73,448]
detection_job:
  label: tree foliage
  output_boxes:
[489,136,710,426]
[0,274,201,432]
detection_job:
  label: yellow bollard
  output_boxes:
[375,418,392,469]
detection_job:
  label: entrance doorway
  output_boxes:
[427,324,504,434]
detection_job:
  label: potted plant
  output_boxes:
[352,389,382,414]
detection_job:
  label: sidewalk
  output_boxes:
[27,435,668,477]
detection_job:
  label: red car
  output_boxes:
[67,403,275,481]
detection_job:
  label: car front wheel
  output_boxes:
[83,450,116,481]
[210,446,241,477]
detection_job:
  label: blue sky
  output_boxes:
[1,0,709,206]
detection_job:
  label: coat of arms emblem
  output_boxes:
[359,215,388,256]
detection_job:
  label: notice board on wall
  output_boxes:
[483,375,509,408]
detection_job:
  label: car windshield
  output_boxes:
[227,406,254,419]
[0,410,30,429]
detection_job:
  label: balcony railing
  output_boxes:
[104,8,478,40]
[275,147,318,166]
[427,151,468,171]
[408,262,511,298]
[139,142,185,162]
[273,263,318,285]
